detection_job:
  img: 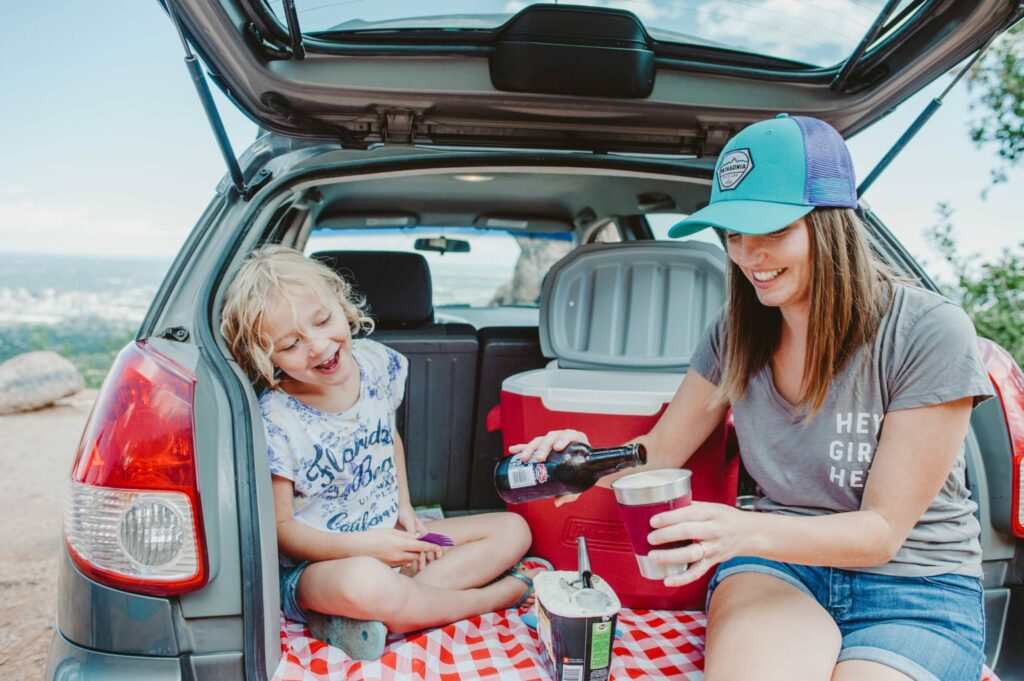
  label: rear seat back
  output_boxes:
[312,251,478,511]
[468,327,548,509]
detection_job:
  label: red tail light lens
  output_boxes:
[64,341,208,595]
[979,339,1024,538]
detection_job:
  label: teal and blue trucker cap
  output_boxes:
[668,114,857,238]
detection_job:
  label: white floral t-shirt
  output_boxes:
[260,339,408,566]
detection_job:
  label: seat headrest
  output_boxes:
[539,241,726,371]
[312,251,433,330]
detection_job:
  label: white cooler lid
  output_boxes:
[503,367,682,415]
[539,241,726,371]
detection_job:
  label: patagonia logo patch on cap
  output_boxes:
[717,148,753,191]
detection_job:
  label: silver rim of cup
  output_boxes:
[611,468,692,506]
[635,554,689,579]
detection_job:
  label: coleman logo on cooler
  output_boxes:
[717,149,753,191]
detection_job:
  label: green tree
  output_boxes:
[967,23,1024,187]
[925,203,1024,365]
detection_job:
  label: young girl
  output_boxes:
[221,245,543,660]
[515,116,994,681]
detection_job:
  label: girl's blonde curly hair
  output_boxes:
[220,245,375,391]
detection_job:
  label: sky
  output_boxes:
[1,1,1019,278]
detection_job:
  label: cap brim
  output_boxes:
[667,201,813,238]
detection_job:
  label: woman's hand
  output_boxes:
[508,429,590,462]
[508,429,591,506]
[646,501,752,588]
[354,528,438,568]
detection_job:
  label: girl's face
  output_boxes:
[261,285,357,394]
[725,218,812,313]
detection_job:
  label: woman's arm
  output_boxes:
[271,475,434,566]
[648,396,975,585]
[621,369,730,475]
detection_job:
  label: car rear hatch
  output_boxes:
[162,0,1019,153]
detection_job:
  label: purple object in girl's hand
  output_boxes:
[419,532,455,547]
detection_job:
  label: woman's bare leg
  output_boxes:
[831,661,913,680]
[704,573,842,681]
[297,555,539,634]
[409,512,531,589]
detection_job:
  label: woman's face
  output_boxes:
[725,217,812,312]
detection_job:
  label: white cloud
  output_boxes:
[689,0,875,64]
[1,185,30,196]
[502,1,876,65]
[0,200,189,257]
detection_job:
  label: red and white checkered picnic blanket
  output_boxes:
[273,609,1001,680]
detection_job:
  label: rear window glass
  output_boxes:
[304,227,572,308]
[270,0,915,68]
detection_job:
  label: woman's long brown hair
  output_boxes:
[712,208,894,418]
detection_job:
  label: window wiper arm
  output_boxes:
[830,0,904,93]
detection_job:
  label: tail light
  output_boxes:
[979,339,1024,538]
[64,341,208,595]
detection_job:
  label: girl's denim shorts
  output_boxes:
[280,561,311,623]
[707,556,985,681]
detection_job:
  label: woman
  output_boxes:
[512,115,994,681]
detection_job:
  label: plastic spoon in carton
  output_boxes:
[575,537,610,611]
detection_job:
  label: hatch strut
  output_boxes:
[166,2,266,198]
[282,0,306,60]
[858,32,1000,197]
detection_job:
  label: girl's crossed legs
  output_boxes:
[295,511,536,633]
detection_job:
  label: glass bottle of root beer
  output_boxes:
[494,442,647,504]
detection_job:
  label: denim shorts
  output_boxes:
[280,561,311,623]
[707,556,985,681]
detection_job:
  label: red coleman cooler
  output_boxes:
[492,241,738,610]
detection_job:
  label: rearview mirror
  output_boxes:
[414,237,471,255]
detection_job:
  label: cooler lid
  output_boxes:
[539,242,725,371]
[503,368,682,416]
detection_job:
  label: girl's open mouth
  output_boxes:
[314,349,341,373]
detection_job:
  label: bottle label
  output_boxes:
[507,459,547,489]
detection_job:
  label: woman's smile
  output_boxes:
[750,267,788,287]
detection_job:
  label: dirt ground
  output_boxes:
[0,390,96,680]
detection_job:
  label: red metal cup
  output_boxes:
[611,469,692,580]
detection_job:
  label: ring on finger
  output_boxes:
[695,541,707,563]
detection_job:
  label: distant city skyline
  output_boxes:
[1,1,1018,276]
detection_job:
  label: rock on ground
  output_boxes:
[0,352,85,416]
[0,390,96,677]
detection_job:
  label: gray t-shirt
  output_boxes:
[690,284,994,577]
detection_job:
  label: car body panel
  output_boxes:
[165,0,1020,152]
[47,633,183,681]
[37,8,1024,681]
[56,552,180,656]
